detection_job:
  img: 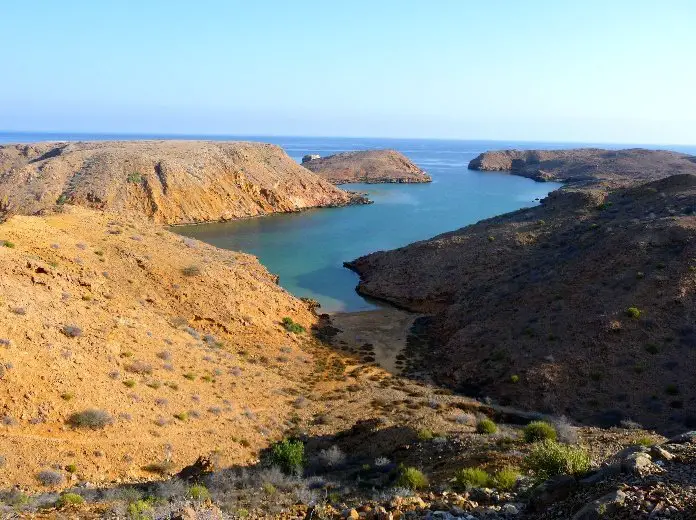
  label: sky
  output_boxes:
[1,0,695,144]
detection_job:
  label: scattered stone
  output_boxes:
[572,489,627,520]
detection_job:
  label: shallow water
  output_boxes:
[174,137,563,312]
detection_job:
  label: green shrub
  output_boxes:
[127,499,153,520]
[1,240,15,248]
[476,418,497,434]
[55,492,84,508]
[65,463,77,473]
[127,172,143,184]
[455,467,490,488]
[282,317,305,334]
[492,466,521,490]
[510,374,520,383]
[626,307,641,319]
[525,440,591,480]
[396,466,429,490]
[634,436,654,446]
[523,421,557,443]
[417,428,434,441]
[66,409,113,429]
[270,438,305,474]
[188,484,211,501]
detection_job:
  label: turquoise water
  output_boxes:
[174,137,563,312]
[7,134,693,313]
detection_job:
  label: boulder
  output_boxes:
[572,490,627,520]
[528,474,577,512]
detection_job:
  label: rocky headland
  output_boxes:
[302,149,431,184]
[347,149,696,434]
[0,140,368,225]
[469,148,696,186]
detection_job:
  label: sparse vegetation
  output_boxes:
[282,317,305,334]
[55,492,84,508]
[1,240,15,248]
[396,466,429,490]
[455,467,490,489]
[523,421,557,443]
[188,484,211,501]
[270,438,305,474]
[181,265,201,277]
[66,409,113,429]
[417,428,435,441]
[626,306,641,319]
[493,466,521,490]
[476,417,498,434]
[36,469,63,486]
[127,172,143,184]
[525,439,591,480]
[61,324,83,338]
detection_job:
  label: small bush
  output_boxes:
[510,374,520,383]
[127,499,153,520]
[477,418,497,434]
[281,317,305,334]
[492,466,521,490]
[525,440,591,480]
[523,421,557,443]
[270,438,305,474]
[36,469,63,486]
[123,379,136,388]
[318,445,346,467]
[626,307,641,319]
[634,436,654,446]
[455,467,490,489]
[125,360,153,375]
[181,265,201,277]
[127,172,143,184]
[143,460,175,475]
[396,466,429,490]
[417,428,434,441]
[62,324,83,338]
[61,392,75,401]
[1,240,15,248]
[188,484,211,501]
[55,492,84,508]
[65,463,77,473]
[67,409,113,429]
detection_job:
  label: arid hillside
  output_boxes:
[0,140,367,224]
[348,170,696,433]
[469,148,696,186]
[0,205,324,488]
[302,149,431,184]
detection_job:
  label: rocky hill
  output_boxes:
[0,140,367,225]
[302,149,431,184]
[469,148,696,186]
[348,150,696,434]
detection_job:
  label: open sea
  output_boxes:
[2,132,695,312]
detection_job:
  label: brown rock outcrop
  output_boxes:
[347,170,696,432]
[0,140,368,224]
[302,149,431,184]
[469,148,696,186]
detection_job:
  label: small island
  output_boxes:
[302,149,431,184]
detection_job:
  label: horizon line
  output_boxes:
[0,129,695,149]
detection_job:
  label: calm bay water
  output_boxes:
[3,133,695,312]
[174,137,565,312]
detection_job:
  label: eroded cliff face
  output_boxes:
[347,162,696,432]
[302,149,431,184]
[0,140,367,224]
[469,148,696,185]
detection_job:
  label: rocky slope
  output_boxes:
[302,149,431,184]
[0,140,367,225]
[347,151,696,433]
[469,148,696,186]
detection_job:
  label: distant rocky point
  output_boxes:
[0,140,369,225]
[302,149,431,184]
[469,148,696,186]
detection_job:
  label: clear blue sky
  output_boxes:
[2,0,695,144]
